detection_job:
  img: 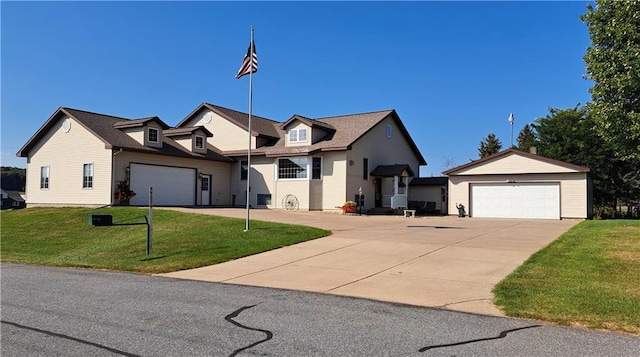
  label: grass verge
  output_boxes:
[493,219,640,335]
[1,207,330,274]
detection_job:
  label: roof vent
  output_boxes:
[529,146,537,155]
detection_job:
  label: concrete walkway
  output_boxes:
[157,208,580,316]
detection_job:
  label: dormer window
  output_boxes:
[289,128,307,143]
[148,127,159,143]
[195,135,205,150]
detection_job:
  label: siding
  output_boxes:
[448,173,588,219]
[346,116,420,210]
[184,109,255,151]
[229,156,276,208]
[26,115,113,207]
[319,151,347,210]
[454,153,580,175]
[113,151,231,206]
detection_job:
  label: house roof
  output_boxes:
[177,102,281,139]
[442,148,590,175]
[410,176,448,186]
[370,164,416,177]
[113,116,170,129]
[17,107,232,162]
[4,190,25,203]
[164,126,213,138]
[280,114,336,131]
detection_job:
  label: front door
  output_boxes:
[375,178,382,207]
[201,175,210,206]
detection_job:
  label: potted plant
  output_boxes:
[340,200,357,214]
[114,181,136,205]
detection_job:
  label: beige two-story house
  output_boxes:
[18,103,427,211]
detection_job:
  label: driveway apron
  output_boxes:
[158,208,580,316]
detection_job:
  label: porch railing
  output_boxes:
[383,194,408,209]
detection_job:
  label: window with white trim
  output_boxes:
[195,135,205,150]
[386,124,392,138]
[278,157,308,179]
[148,127,159,143]
[83,163,94,189]
[40,166,49,189]
[288,128,308,143]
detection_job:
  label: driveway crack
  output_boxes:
[224,304,273,357]
[418,325,541,352]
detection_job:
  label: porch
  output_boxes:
[370,164,414,213]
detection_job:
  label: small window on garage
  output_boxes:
[83,163,94,189]
[40,166,49,189]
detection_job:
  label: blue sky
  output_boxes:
[1,1,593,176]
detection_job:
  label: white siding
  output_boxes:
[120,127,145,145]
[25,115,113,207]
[319,151,347,210]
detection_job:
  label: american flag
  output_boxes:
[235,41,257,79]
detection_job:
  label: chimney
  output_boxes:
[529,146,537,155]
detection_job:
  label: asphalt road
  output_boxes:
[2,263,639,356]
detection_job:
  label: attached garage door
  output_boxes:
[129,164,196,206]
[471,183,560,219]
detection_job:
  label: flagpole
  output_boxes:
[245,26,254,232]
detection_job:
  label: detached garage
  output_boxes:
[444,149,592,219]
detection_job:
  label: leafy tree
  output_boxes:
[533,106,638,212]
[581,0,640,162]
[516,124,537,152]
[478,133,502,158]
[1,166,26,191]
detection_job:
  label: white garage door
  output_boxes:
[471,183,560,219]
[129,164,196,206]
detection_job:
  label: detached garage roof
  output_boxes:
[443,148,590,175]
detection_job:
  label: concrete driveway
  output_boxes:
[158,208,580,316]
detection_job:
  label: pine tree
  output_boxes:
[478,133,502,158]
[517,124,537,152]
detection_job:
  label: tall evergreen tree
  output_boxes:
[478,133,502,158]
[516,124,537,152]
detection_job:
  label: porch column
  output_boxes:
[392,176,398,208]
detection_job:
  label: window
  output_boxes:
[83,163,94,189]
[40,166,49,189]
[312,157,322,180]
[386,124,392,138]
[363,158,369,180]
[148,127,159,143]
[257,194,272,205]
[289,128,308,143]
[278,157,308,179]
[240,160,248,180]
[195,135,205,150]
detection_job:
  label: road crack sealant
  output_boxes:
[224,304,273,357]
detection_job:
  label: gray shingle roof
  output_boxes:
[410,176,448,186]
[370,164,415,177]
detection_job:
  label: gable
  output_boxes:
[447,150,590,176]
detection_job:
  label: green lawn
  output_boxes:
[1,207,330,274]
[494,219,640,335]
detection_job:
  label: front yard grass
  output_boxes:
[494,219,640,335]
[1,207,330,274]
